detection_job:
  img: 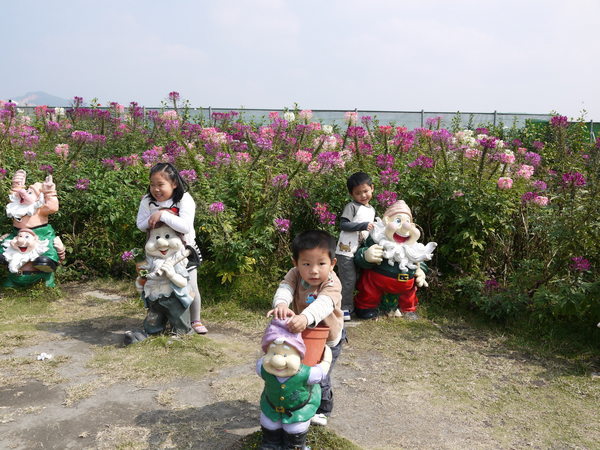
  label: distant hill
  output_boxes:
[7,91,71,107]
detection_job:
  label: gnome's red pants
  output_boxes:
[354,270,418,312]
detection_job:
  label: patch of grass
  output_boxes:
[237,426,362,450]
[63,380,104,407]
[203,300,270,334]
[95,425,150,450]
[155,388,179,408]
[89,334,246,384]
[0,355,69,386]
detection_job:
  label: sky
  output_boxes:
[3,0,600,119]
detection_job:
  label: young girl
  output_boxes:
[136,162,207,334]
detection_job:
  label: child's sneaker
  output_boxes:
[311,413,328,426]
[342,309,352,321]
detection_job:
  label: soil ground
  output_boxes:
[1,282,599,449]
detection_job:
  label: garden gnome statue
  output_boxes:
[124,223,193,345]
[353,200,436,320]
[257,318,332,450]
[0,170,65,287]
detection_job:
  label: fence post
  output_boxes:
[493,110,497,127]
[420,110,424,128]
[591,120,596,142]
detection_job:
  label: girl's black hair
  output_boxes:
[147,162,189,204]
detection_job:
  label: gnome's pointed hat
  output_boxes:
[261,318,306,358]
[384,200,412,220]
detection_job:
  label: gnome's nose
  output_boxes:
[271,354,286,369]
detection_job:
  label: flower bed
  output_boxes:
[0,94,597,328]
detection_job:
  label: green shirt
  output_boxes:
[260,364,321,424]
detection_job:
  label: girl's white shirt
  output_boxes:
[136,192,196,246]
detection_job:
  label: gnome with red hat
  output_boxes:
[257,318,332,450]
[353,200,434,320]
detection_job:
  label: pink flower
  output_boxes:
[570,256,591,272]
[298,110,313,121]
[376,191,398,208]
[274,218,291,233]
[272,174,289,188]
[313,203,336,225]
[209,202,225,214]
[497,177,513,190]
[268,111,280,121]
[516,164,535,179]
[452,190,464,199]
[344,111,358,125]
[295,150,312,164]
[532,195,549,206]
[75,178,91,190]
[464,148,481,159]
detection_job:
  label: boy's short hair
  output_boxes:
[347,171,373,193]
[292,230,336,261]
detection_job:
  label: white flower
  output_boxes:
[54,107,65,116]
[322,125,333,135]
[283,111,295,122]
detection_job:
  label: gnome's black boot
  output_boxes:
[283,430,309,450]
[260,426,284,450]
[32,255,58,272]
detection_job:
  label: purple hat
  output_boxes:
[261,318,306,358]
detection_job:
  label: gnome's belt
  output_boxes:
[266,385,314,417]
[373,269,412,282]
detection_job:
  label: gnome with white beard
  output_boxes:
[354,200,436,320]
[124,223,193,345]
[0,170,65,287]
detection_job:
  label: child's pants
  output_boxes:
[336,255,357,311]
[317,328,346,416]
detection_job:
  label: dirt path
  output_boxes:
[1,284,598,449]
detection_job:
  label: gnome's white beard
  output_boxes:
[370,218,436,270]
[2,239,50,273]
[142,252,189,301]
[6,192,45,221]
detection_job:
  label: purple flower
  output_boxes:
[293,188,309,199]
[75,178,91,190]
[313,203,336,225]
[475,127,489,135]
[102,158,117,170]
[46,121,60,132]
[179,169,197,183]
[521,191,537,203]
[408,155,434,169]
[214,152,232,166]
[532,140,545,151]
[478,136,497,150]
[23,150,37,161]
[209,202,225,214]
[484,279,500,291]
[532,180,547,191]
[561,172,586,188]
[71,130,94,144]
[379,168,400,186]
[0,168,6,179]
[425,116,442,127]
[168,91,180,102]
[39,164,54,174]
[272,174,289,188]
[317,152,344,171]
[550,115,568,128]
[121,251,134,262]
[376,191,398,208]
[360,115,372,125]
[274,218,291,233]
[376,154,395,169]
[570,256,591,272]
[524,151,542,167]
